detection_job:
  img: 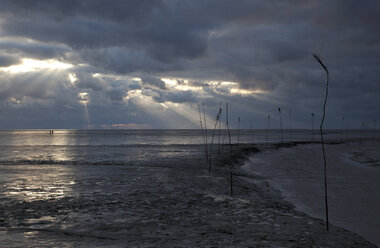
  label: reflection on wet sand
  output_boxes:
[1,164,76,202]
[1,133,77,202]
[0,163,79,246]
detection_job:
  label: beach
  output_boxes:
[242,140,380,247]
[0,130,378,247]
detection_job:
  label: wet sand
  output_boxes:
[242,140,380,247]
[0,143,377,247]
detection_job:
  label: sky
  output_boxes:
[0,0,379,129]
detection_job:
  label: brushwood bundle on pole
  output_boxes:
[313,53,330,231]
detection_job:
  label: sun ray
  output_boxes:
[78,92,91,126]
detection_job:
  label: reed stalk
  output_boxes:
[313,53,330,231]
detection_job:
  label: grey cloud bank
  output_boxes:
[0,0,379,129]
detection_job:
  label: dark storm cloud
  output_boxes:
[0,55,20,67]
[70,72,135,105]
[74,73,108,92]
[0,0,313,74]
[0,39,69,60]
[79,48,184,74]
[0,0,208,63]
[140,76,166,90]
[0,0,164,21]
[0,0,379,128]
[153,90,198,104]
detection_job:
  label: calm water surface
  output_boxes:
[0,129,372,166]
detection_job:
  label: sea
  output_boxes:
[0,129,372,167]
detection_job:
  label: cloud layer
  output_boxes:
[0,0,379,129]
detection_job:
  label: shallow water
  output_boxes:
[0,129,371,167]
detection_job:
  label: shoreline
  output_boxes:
[229,140,379,247]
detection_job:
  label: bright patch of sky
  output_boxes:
[1,58,72,73]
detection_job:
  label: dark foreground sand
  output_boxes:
[0,143,377,247]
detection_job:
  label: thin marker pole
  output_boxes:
[278,108,283,143]
[266,115,271,145]
[198,105,208,164]
[289,110,292,142]
[313,53,330,231]
[311,113,315,142]
[237,117,240,153]
[226,103,232,153]
[209,108,221,175]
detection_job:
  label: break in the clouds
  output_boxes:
[0,0,379,129]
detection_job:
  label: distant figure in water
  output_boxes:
[49,130,54,135]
